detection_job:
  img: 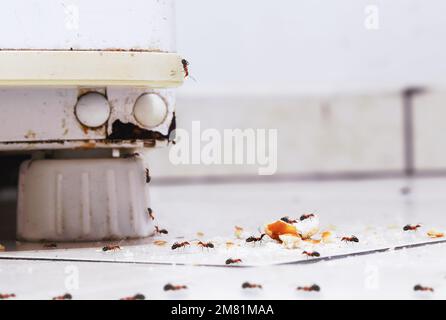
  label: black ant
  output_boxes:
[171,241,190,250]
[145,168,151,184]
[242,282,262,289]
[120,293,145,300]
[281,216,297,224]
[414,284,434,292]
[403,224,421,231]
[225,258,242,265]
[246,234,266,244]
[164,283,187,291]
[147,208,155,220]
[341,236,359,243]
[302,251,320,257]
[297,284,320,292]
[0,293,15,299]
[300,213,315,221]
[52,293,72,300]
[197,241,214,249]
[155,226,168,235]
[102,244,121,252]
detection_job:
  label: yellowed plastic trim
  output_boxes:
[0,50,184,87]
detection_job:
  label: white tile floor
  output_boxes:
[1,177,446,299]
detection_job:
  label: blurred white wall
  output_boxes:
[176,0,446,96]
[150,0,446,179]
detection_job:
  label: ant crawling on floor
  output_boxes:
[155,226,168,235]
[164,283,188,291]
[147,208,155,220]
[242,282,262,289]
[120,293,146,300]
[0,293,15,299]
[246,234,266,244]
[225,258,242,265]
[197,241,214,249]
[403,224,421,231]
[297,284,320,292]
[302,251,320,258]
[171,241,190,250]
[341,236,359,243]
[300,213,315,221]
[43,243,58,248]
[281,216,297,224]
[52,293,72,300]
[102,244,122,252]
[414,284,434,292]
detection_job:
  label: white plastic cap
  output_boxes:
[75,92,111,128]
[133,93,168,128]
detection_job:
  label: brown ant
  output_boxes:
[281,216,297,224]
[43,243,58,248]
[123,152,140,159]
[341,236,359,243]
[300,213,315,221]
[302,251,320,257]
[414,284,434,292]
[0,293,15,299]
[102,244,121,252]
[225,258,242,265]
[171,241,190,250]
[246,234,266,244]
[120,293,145,300]
[145,168,151,183]
[155,226,168,235]
[403,224,421,231]
[181,59,190,78]
[147,208,155,220]
[52,293,72,300]
[197,241,214,249]
[242,282,262,289]
[164,283,187,291]
[297,284,320,292]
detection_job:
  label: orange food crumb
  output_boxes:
[427,229,444,238]
[154,240,167,246]
[265,220,299,241]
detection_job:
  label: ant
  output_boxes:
[145,168,151,184]
[403,224,421,231]
[147,208,155,220]
[181,59,190,78]
[102,244,121,252]
[225,258,242,265]
[52,293,72,300]
[43,243,57,248]
[281,216,297,224]
[246,234,266,244]
[341,236,359,243]
[297,284,320,292]
[122,152,140,159]
[120,293,145,300]
[197,241,214,249]
[242,282,262,289]
[155,226,168,235]
[414,284,434,292]
[300,213,315,221]
[302,251,320,257]
[0,293,15,299]
[164,283,187,291]
[171,241,190,250]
